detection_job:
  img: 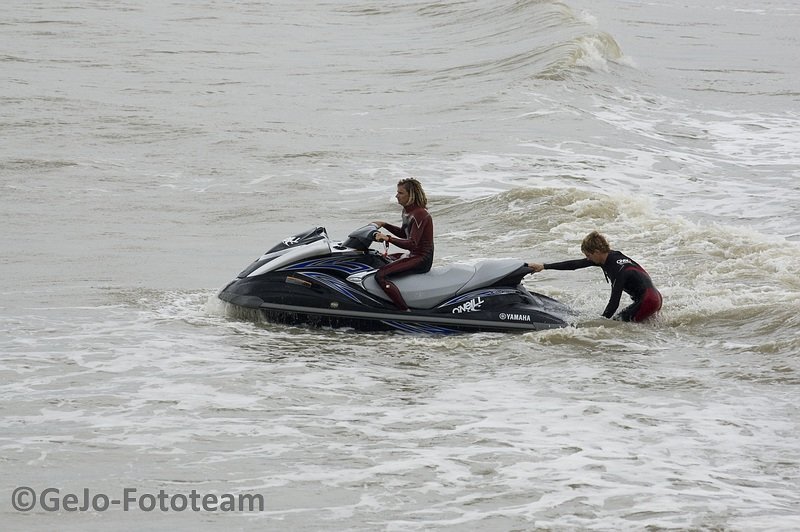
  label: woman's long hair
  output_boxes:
[398,177,427,208]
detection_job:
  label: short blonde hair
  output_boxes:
[398,177,427,208]
[581,231,610,254]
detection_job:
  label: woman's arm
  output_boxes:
[382,223,406,239]
[386,212,431,252]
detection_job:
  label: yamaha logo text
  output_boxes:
[498,313,531,322]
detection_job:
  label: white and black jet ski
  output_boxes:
[217,225,575,333]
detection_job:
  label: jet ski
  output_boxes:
[217,224,575,334]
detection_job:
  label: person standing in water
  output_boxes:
[528,231,662,322]
[371,178,434,311]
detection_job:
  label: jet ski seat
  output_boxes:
[353,259,525,309]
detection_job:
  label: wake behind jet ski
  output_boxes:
[217,225,575,334]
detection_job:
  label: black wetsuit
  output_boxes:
[375,205,434,310]
[544,250,662,322]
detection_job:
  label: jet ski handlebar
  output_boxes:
[343,223,380,251]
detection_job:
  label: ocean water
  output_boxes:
[2,0,799,530]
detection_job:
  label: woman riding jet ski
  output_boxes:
[217,224,575,334]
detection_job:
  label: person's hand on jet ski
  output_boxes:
[370,221,391,242]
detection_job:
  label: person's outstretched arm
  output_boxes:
[527,258,594,272]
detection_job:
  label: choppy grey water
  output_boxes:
[2,0,799,530]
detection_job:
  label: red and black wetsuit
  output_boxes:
[376,205,434,310]
[544,250,662,322]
